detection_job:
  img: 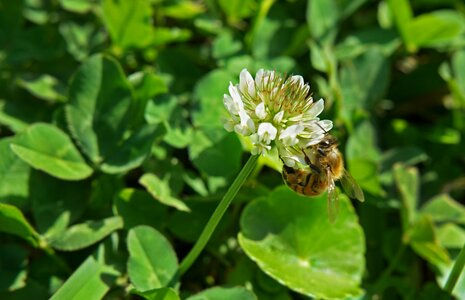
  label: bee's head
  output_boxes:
[320,134,338,148]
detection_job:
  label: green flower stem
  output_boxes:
[179,154,259,275]
[444,242,465,294]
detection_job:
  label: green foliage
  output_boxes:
[1,0,465,299]
[239,187,365,299]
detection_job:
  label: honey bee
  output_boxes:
[282,134,365,222]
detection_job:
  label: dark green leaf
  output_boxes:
[114,188,168,230]
[66,54,133,165]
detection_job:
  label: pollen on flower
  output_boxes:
[223,68,333,167]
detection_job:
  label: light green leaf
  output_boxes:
[405,10,465,48]
[347,159,383,197]
[394,164,419,230]
[127,226,179,292]
[59,21,105,61]
[192,69,233,128]
[387,0,413,43]
[162,1,205,19]
[101,0,155,49]
[139,173,190,212]
[59,0,96,13]
[50,256,115,300]
[186,286,256,300]
[340,47,389,117]
[212,31,243,60]
[438,260,465,300]
[66,54,135,166]
[49,216,123,251]
[218,0,256,22]
[452,49,465,98]
[132,287,180,300]
[421,194,465,224]
[10,123,93,181]
[0,137,30,209]
[437,223,465,249]
[306,0,339,43]
[0,203,40,247]
[405,215,450,267]
[239,186,365,299]
[346,120,381,162]
[145,95,193,149]
[17,74,66,102]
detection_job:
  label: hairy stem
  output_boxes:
[444,242,465,294]
[179,154,259,275]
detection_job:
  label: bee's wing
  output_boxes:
[327,172,339,224]
[340,169,365,202]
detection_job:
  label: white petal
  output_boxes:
[255,69,265,90]
[255,102,267,119]
[228,83,243,106]
[305,98,324,118]
[235,110,255,135]
[257,122,277,143]
[279,124,304,146]
[290,75,304,87]
[224,121,235,132]
[223,94,238,115]
[318,119,333,132]
[239,69,256,97]
[273,111,285,123]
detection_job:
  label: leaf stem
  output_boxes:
[444,242,465,294]
[179,154,259,275]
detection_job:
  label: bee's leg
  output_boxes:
[301,148,312,165]
[301,148,321,174]
[309,163,321,174]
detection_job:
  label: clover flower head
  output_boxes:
[223,68,333,167]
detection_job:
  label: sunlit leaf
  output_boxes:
[49,216,123,251]
[101,0,155,49]
[139,173,190,212]
[10,123,93,180]
[50,256,116,300]
[394,164,419,230]
[239,186,365,299]
[186,286,256,300]
[0,137,30,209]
[132,287,180,300]
[0,203,40,247]
[127,226,179,292]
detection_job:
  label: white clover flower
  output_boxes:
[223,68,333,167]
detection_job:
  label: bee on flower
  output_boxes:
[223,69,364,221]
[223,68,333,167]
